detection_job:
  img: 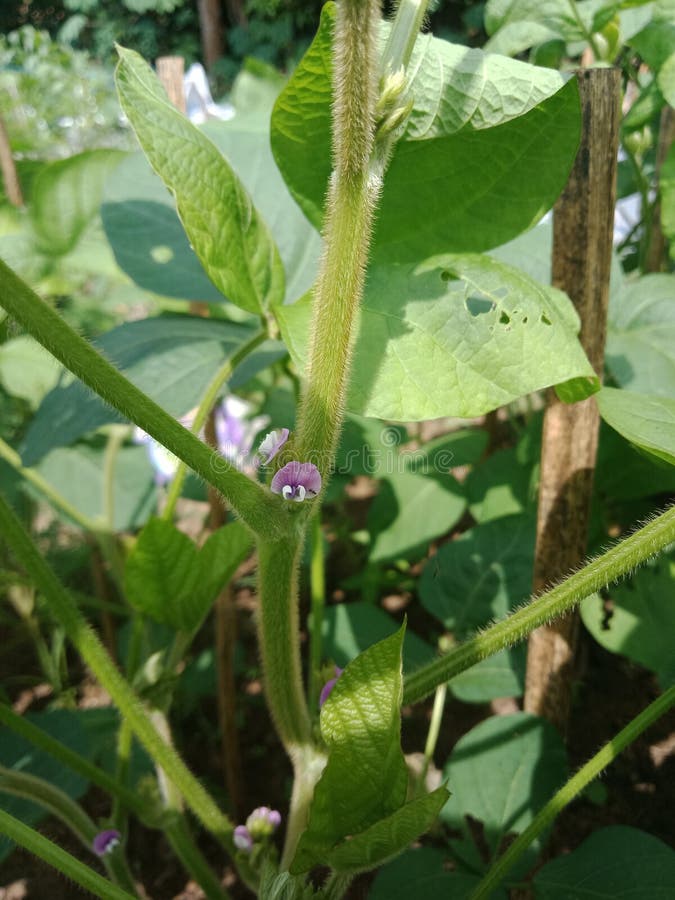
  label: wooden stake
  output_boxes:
[156,56,186,113]
[197,0,225,71]
[524,68,622,731]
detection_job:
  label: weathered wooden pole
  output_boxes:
[524,68,622,731]
[198,0,225,71]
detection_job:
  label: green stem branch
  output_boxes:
[0,492,237,854]
[470,683,675,899]
[403,505,675,705]
[0,259,285,540]
[0,808,138,900]
[309,513,326,710]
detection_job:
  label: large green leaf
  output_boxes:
[419,514,536,638]
[533,826,675,899]
[368,848,509,900]
[441,713,567,869]
[449,647,526,703]
[115,46,284,314]
[466,447,537,523]
[102,125,321,306]
[124,518,252,632]
[271,3,580,260]
[30,149,126,257]
[291,627,448,874]
[606,274,675,398]
[21,316,285,465]
[277,254,596,421]
[367,469,466,562]
[596,386,675,467]
[581,554,675,688]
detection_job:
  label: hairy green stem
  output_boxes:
[403,505,675,704]
[295,0,382,476]
[281,745,327,870]
[471,683,675,898]
[162,329,267,521]
[0,493,237,852]
[382,0,430,75]
[417,681,447,795]
[0,259,285,540]
[0,808,138,900]
[166,817,229,900]
[0,765,97,848]
[309,513,326,710]
[256,536,312,750]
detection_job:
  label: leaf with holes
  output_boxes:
[277,254,596,421]
[115,46,284,314]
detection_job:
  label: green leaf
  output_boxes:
[419,514,536,639]
[367,470,466,562]
[596,386,675,467]
[368,848,509,900]
[291,627,408,873]
[21,316,285,465]
[595,421,675,503]
[321,601,435,673]
[124,518,251,632]
[606,274,675,398]
[325,786,448,873]
[115,46,284,314]
[441,713,567,867]
[30,149,126,257]
[0,710,90,863]
[272,4,580,260]
[277,254,596,421]
[581,555,675,688]
[293,627,447,874]
[0,336,62,408]
[658,51,675,106]
[466,448,536,523]
[533,826,675,899]
[449,647,526,703]
[27,442,158,532]
[102,123,321,306]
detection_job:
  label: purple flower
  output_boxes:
[271,461,321,502]
[258,428,289,464]
[246,806,282,839]
[92,829,121,857]
[233,825,253,852]
[319,667,344,708]
[214,396,269,471]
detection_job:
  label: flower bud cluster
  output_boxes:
[233,806,281,853]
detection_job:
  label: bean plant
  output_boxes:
[1,1,675,898]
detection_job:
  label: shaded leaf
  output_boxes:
[596,386,675,467]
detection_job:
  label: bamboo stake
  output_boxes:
[156,56,186,113]
[524,68,622,730]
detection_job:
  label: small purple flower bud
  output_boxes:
[270,461,321,502]
[233,825,253,852]
[258,428,290,464]
[92,829,121,857]
[319,667,344,708]
[246,806,282,839]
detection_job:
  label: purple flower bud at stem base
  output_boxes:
[92,829,121,857]
[258,428,290,464]
[319,667,344,708]
[246,806,282,839]
[270,461,322,502]
[233,825,253,852]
